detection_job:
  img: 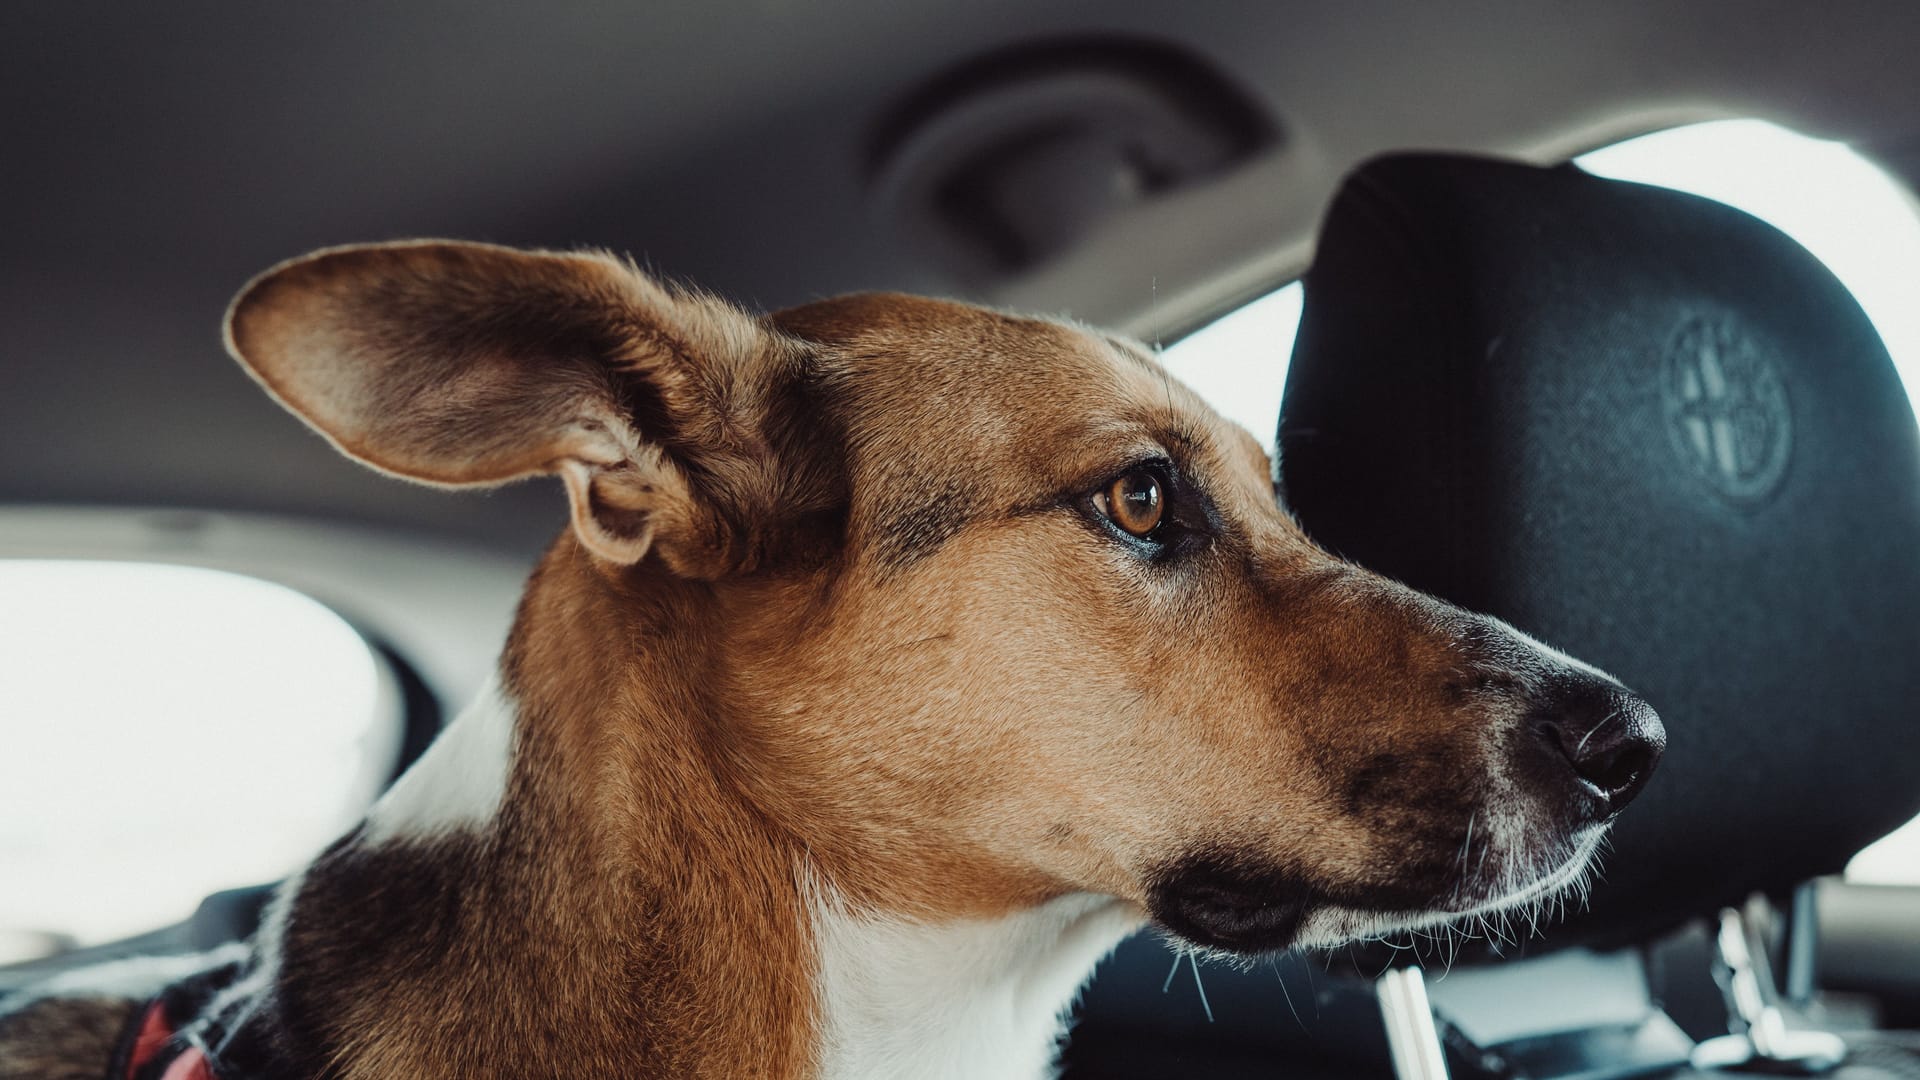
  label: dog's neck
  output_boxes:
[249,547,1137,1079]
[811,891,1138,1080]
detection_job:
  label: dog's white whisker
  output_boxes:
[1187,952,1214,1023]
[1450,811,1479,903]
[1573,707,1624,755]
[1272,958,1307,1031]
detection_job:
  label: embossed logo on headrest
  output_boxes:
[1662,315,1792,504]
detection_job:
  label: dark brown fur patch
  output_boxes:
[871,478,976,567]
[0,996,136,1080]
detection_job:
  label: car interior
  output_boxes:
[5,4,1919,1078]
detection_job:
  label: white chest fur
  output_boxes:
[360,673,517,845]
[810,891,1142,1080]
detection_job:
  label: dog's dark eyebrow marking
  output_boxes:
[872,478,975,569]
[878,461,1103,570]
[1161,420,1203,453]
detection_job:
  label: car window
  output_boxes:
[0,561,402,962]
[1158,283,1301,456]
[1161,118,1920,885]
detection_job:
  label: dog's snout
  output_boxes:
[1528,679,1665,817]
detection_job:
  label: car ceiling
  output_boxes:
[6,1,1920,557]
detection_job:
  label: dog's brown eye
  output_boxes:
[1097,470,1164,537]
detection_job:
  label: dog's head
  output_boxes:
[226,241,1663,955]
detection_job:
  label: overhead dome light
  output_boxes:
[870,37,1279,284]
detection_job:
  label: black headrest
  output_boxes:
[1278,153,1920,950]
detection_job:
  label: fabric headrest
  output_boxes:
[1278,153,1920,951]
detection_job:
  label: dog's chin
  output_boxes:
[1150,828,1607,957]
[1293,831,1606,949]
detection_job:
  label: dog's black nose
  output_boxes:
[1530,679,1665,817]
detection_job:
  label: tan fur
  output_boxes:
[7,241,1634,1079]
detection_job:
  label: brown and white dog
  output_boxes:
[0,241,1663,1080]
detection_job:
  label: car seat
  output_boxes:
[1282,152,1920,1078]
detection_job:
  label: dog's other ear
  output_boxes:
[224,240,828,575]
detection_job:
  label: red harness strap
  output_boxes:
[125,999,216,1080]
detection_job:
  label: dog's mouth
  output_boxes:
[1295,827,1609,951]
[1148,826,1608,956]
[1149,863,1313,954]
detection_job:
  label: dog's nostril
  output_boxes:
[1572,730,1658,802]
[1533,683,1666,814]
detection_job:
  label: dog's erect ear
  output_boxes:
[225,240,827,575]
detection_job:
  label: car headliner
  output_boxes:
[4,1,1918,556]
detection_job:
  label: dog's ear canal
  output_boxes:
[223,240,835,577]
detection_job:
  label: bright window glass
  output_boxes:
[1158,282,1301,457]
[1578,119,1920,404]
[0,561,399,955]
[1159,119,1920,883]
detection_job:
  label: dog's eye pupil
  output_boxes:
[1102,470,1164,537]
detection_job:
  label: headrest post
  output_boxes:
[1377,965,1452,1080]
[1689,904,1846,1074]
